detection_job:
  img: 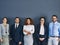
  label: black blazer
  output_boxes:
[10,24,23,42]
[36,24,48,39]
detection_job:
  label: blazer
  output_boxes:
[10,24,23,42]
[0,24,9,38]
[36,24,48,39]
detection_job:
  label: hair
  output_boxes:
[25,18,33,25]
[52,15,58,18]
[40,17,46,25]
[40,17,46,21]
[14,17,21,23]
[2,17,8,23]
[14,17,20,21]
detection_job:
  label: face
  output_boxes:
[27,19,31,25]
[15,18,20,23]
[52,16,57,22]
[3,18,7,23]
[40,18,45,24]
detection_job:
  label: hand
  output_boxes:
[23,30,31,35]
[39,38,45,41]
[27,31,31,35]
[0,39,3,42]
[58,38,60,41]
[19,42,22,45]
[23,30,27,32]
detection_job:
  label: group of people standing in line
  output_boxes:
[0,15,60,45]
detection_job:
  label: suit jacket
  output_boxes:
[10,24,23,42]
[36,24,48,39]
[0,24,9,39]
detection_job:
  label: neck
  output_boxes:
[3,23,7,24]
[3,23,7,26]
[15,23,19,24]
[40,23,44,25]
[53,21,57,23]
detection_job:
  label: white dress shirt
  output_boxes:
[23,25,35,35]
[39,25,45,35]
[15,23,19,28]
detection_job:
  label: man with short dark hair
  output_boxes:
[10,17,23,45]
[48,15,60,45]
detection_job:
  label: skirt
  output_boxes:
[24,35,33,45]
[1,35,9,45]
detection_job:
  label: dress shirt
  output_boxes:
[15,23,19,28]
[39,25,45,35]
[49,21,60,37]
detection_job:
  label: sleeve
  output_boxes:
[45,24,49,39]
[36,25,40,38]
[10,25,13,38]
[23,25,27,35]
[58,24,60,38]
[19,25,23,42]
[7,24,9,35]
[30,25,35,34]
[0,24,2,39]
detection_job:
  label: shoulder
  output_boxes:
[49,22,53,26]
[0,24,1,28]
[49,22,52,25]
[10,24,15,28]
[57,22,60,24]
[0,24,3,25]
[0,24,3,27]
[56,22,60,26]
[7,24,9,26]
[31,25,34,26]
[23,25,26,27]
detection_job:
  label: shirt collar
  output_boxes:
[15,23,19,25]
[52,21,58,24]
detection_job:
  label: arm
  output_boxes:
[30,25,35,34]
[23,26,27,35]
[58,24,60,38]
[0,24,2,39]
[7,24,9,35]
[9,25,13,40]
[19,26,23,45]
[44,24,49,39]
[0,24,3,42]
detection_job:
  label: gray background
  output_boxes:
[0,0,60,24]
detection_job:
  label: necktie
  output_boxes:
[16,24,18,29]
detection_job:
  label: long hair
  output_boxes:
[40,17,46,25]
[25,18,33,25]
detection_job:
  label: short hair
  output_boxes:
[2,17,8,23]
[25,18,33,25]
[52,15,58,18]
[14,17,20,21]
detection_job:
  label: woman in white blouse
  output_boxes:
[23,18,35,45]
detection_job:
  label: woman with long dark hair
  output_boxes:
[36,17,48,45]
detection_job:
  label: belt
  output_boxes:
[50,36,59,37]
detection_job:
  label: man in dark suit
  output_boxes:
[36,17,48,45]
[10,17,23,45]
